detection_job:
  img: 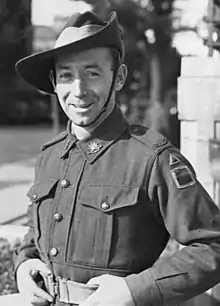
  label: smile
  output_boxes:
[70,103,93,109]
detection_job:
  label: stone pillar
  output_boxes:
[178,56,220,201]
[178,56,220,305]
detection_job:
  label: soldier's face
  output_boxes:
[54,47,114,126]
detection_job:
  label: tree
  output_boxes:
[0,0,50,125]
[0,0,32,88]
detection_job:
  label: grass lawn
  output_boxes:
[0,125,63,166]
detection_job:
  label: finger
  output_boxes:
[21,275,53,302]
[31,269,39,278]
[17,259,52,281]
[29,295,50,306]
[17,272,36,292]
[80,290,99,306]
[32,285,54,302]
[21,292,49,306]
[87,274,111,286]
[87,276,103,285]
[32,259,52,276]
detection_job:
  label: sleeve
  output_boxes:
[125,147,220,306]
[13,154,43,273]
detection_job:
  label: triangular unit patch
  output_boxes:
[169,153,181,166]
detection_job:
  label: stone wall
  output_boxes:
[178,56,220,305]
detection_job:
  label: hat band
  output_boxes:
[55,25,103,48]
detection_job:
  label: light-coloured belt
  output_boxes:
[43,274,98,304]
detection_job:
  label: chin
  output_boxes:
[73,118,91,126]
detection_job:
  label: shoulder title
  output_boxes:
[41,131,68,151]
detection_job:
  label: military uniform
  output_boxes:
[14,106,220,305]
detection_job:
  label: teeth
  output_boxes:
[76,104,90,108]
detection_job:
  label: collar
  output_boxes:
[75,105,128,164]
[60,120,78,158]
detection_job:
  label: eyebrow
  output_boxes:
[56,63,103,72]
[84,64,103,71]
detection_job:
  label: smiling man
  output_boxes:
[54,47,126,133]
[14,10,220,306]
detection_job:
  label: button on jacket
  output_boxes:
[14,106,220,305]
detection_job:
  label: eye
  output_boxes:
[57,72,73,83]
[85,70,100,79]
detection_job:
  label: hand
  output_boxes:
[80,274,135,306]
[16,258,54,306]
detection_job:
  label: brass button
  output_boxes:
[130,125,144,135]
[101,202,110,210]
[54,213,63,222]
[132,126,142,135]
[50,248,58,257]
[132,126,139,133]
[32,194,38,200]
[61,179,70,188]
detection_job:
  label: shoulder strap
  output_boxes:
[128,124,171,154]
[41,131,68,151]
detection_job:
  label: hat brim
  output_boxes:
[16,12,123,95]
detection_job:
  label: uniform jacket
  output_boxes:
[14,105,220,305]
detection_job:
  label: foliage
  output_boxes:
[0,238,20,295]
[0,0,32,88]
[0,0,36,125]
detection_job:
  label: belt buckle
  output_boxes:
[53,276,61,299]
[54,276,71,304]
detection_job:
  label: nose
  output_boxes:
[71,78,87,98]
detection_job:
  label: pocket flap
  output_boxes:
[78,185,140,212]
[27,178,59,202]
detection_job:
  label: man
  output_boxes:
[14,10,220,306]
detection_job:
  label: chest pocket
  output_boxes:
[78,185,139,212]
[66,185,141,269]
[27,178,59,252]
[27,178,59,203]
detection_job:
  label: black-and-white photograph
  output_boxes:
[1,1,220,305]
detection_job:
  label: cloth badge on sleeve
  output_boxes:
[169,153,196,189]
[169,153,181,166]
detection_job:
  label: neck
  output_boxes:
[71,98,116,140]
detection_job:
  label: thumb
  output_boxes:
[80,288,99,306]
[87,275,107,286]
[30,259,52,276]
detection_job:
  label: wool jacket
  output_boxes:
[14,105,220,305]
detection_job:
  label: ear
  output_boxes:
[49,69,57,93]
[114,64,127,92]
